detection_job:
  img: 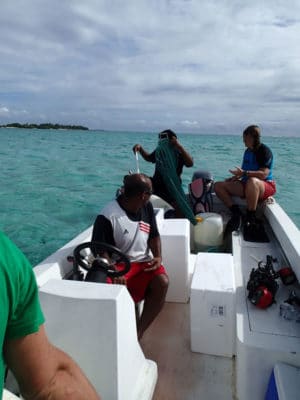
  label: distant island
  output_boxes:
[0,123,89,130]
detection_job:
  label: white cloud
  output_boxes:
[0,107,9,114]
[181,120,199,126]
[0,1,300,135]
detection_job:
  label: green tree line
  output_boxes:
[0,123,89,130]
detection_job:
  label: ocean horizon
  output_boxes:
[1,127,299,265]
[3,126,300,138]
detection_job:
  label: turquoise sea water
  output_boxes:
[1,128,299,266]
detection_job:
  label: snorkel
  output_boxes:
[135,151,140,173]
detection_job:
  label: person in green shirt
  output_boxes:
[0,230,101,400]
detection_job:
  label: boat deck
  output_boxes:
[141,302,236,400]
[23,199,300,399]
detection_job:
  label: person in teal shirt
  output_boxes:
[133,129,194,217]
[0,230,101,399]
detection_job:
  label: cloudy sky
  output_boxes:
[1,1,300,136]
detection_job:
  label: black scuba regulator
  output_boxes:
[247,255,279,309]
[247,255,298,308]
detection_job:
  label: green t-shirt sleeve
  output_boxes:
[2,234,45,340]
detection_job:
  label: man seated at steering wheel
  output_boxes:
[92,173,169,340]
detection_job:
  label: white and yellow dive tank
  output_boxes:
[193,212,224,252]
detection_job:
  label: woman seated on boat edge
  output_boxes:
[92,173,169,340]
[214,124,276,242]
[132,129,194,218]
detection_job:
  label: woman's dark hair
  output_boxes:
[243,125,261,149]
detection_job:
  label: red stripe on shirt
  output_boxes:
[139,221,150,233]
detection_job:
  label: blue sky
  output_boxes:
[1,0,300,136]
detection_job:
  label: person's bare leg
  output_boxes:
[214,180,244,208]
[137,274,169,340]
[244,178,265,211]
[135,304,140,327]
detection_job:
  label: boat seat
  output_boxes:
[190,252,236,357]
[159,218,195,303]
[39,279,157,400]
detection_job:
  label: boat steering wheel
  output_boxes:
[73,241,131,279]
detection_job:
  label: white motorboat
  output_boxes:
[5,178,300,399]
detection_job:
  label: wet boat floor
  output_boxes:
[141,302,236,400]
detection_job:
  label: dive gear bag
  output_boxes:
[188,170,214,214]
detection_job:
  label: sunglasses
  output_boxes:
[158,133,169,139]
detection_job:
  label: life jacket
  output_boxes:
[188,170,214,214]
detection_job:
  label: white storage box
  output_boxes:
[190,253,236,357]
[160,219,191,303]
[265,362,300,400]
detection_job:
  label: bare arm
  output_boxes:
[245,167,270,180]
[229,166,270,180]
[4,325,101,400]
[144,236,162,272]
[132,144,153,162]
[169,137,194,167]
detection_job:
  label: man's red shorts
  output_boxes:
[107,261,167,303]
